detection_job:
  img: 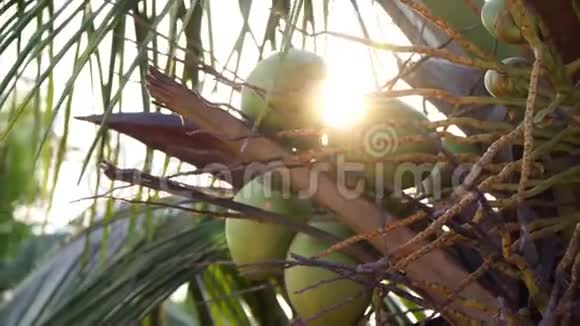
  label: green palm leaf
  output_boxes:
[0,198,287,325]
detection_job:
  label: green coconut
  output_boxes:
[421,137,481,199]
[285,221,370,326]
[481,0,527,44]
[329,98,437,191]
[484,57,531,98]
[441,136,481,155]
[225,175,313,280]
[240,48,327,132]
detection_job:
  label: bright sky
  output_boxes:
[3,0,450,230]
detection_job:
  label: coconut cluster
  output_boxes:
[224,48,482,324]
[480,0,546,101]
[225,175,371,325]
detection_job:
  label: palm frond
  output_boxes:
[0,233,67,292]
[0,198,247,325]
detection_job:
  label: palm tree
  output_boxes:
[1,0,580,325]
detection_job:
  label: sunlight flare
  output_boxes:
[319,78,366,129]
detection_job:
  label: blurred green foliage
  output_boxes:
[0,102,56,260]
